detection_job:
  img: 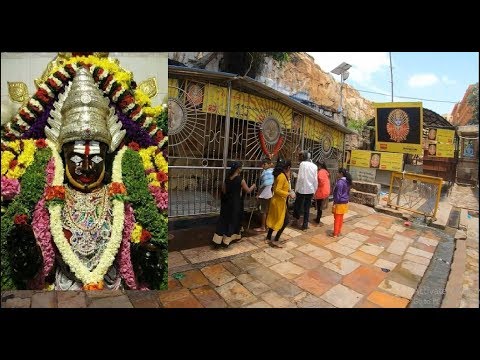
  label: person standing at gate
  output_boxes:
[212,161,256,247]
[331,168,352,238]
[293,150,318,231]
[266,159,294,248]
[254,158,275,232]
[314,161,331,226]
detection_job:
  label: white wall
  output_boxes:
[1,52,168,106]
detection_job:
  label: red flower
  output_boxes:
[45,186,65,201]
[9,159,18,169]
[155,130,164,143]
[108,182,127,196]
[140,229,152,243]
[35,139,47,148]
[156,171,168,183]
[128,142,140,151]
[14,214,28,225]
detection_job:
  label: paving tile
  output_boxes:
[378,279,415,299]
[373,258,397,271]
[291,255,323,270]
[191,286,228,308]
[263,247,295,261]
[169,251,188,268]
[321,284,363,308]
[390,224,406,233]
[404,253,430,266]
[367,291,409,308]
[251,251,281,267]
[401,260,428,277]
[387,268,421,289]
[417,236,439,247]
[247,265,283,285]
[358,243,384,256]
[216,280,257,307]
[353,222,376,231]
[236,273,255,284]
[4,298,31,308]
[342,265,388,295]
[31,292,56,308]
[168,276,182,290]
[366,234,392,248]
[243,280,271,296]
[325,242,356,256]
[246,301,272,308]
[296,294,335,308]
[270,261,305,279]
[293,268,340,296]
[352,228,373,237]
[349,250,377,264]
[387,238,411,256]
[271,279,304,298]
[378,252,403,264]
[324,257,361,276]
[401,229,420,239]
[178,269,210,289]
[159,289,203,308]
[412,242,436,253]
[338,237,363,249]
[201,264,235,287]
[57,291,87,308]
[310,236,337,247]
[406,246,433,259]
[85,290,123,298]
[297,244,333,263]
[221,262,243,277]
[181,241,257,264]
[88,295,134,308]
[345,232,370,242]
[231,256,261,272]
[354,299,381,308]
[261,290,296,308]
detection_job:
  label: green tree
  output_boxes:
[467,82,478,125]
[346,118,367,133]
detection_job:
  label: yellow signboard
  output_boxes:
[436,143,455,158]
[375,102,423,155]
[436,129,455,144]
[168,78,179,98]
[379,152,404,172]
[350,150,371,168]
[350,150,403,171]
[202,83,227,115]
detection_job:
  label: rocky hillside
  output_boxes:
[451,84,475,126]
[169,52,374,121]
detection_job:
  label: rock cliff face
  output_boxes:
[169,52,374,121]
[451,84,475,125]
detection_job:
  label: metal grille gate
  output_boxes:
[168,77,345,218]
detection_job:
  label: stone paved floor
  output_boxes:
[460,212,479,308]
[2,204,450,308]
[448,184,479,211]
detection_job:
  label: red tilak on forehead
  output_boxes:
[85,141,90,156]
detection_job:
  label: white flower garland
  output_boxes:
[46,141,126,286]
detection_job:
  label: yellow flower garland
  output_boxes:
[131,223,143,243]
[47,143,127,286]
[2,139,37,179]
[154,152,168,174]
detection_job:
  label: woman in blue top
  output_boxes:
[254,158,274,232]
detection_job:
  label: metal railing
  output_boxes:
[387,171,443,221]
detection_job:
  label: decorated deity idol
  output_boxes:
[1,54,168,290]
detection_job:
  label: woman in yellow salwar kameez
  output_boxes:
[266,160,294,248]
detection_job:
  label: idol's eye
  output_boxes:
[91,155,103,164]
[70,155,82,164]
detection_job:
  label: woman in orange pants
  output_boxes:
[331,168,352,237]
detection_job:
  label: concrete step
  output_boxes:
[350,189,379,207]
[352,181,381,194]
[431,202,452,230]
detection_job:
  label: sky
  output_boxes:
[307,52,479,116]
